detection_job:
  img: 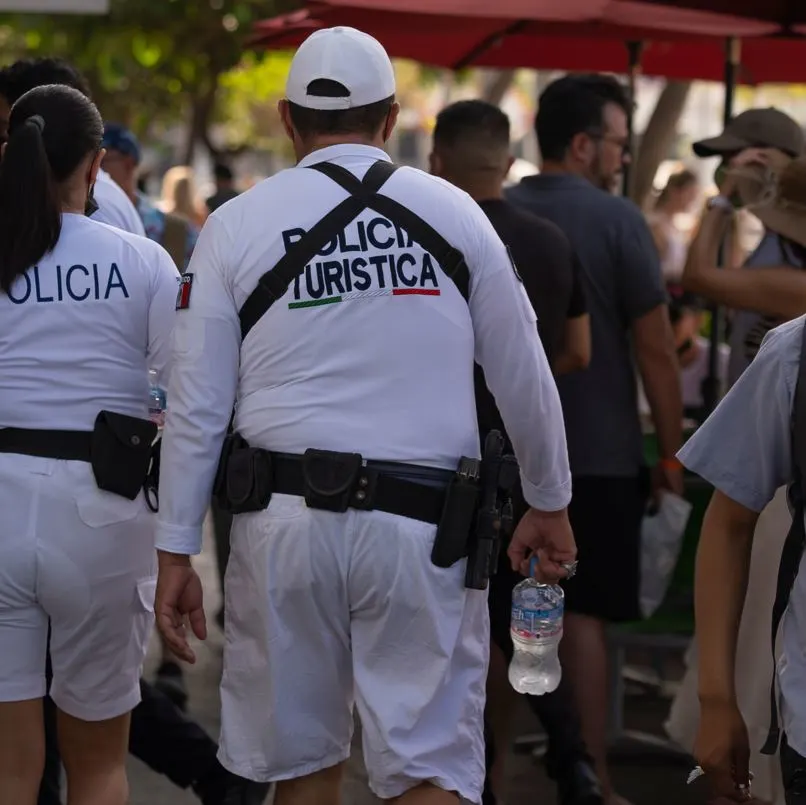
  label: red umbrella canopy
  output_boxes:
[305,0,778,33]
[634,0,805,29]
[251,7,806,83]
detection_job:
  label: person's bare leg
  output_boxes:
[390,783,460,804]
[486,641,518,797]
[274,762,345,805]
[561,612,632,805]
[57,709,130,805]
[0,699,44,805]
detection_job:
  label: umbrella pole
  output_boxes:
[701,37,741,415]
[622,40,643,197]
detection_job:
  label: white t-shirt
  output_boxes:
[156,143,571,555]
[91,169,146,237]
[0,214,180,430]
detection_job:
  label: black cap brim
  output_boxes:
[692,133,751,158]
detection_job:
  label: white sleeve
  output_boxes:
[91,173,147,236]
[146,246,182,385]
[468,207,572,511]
[155,216,241,555]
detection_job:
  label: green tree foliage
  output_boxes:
[0,0,297,157]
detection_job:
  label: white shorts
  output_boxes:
[0,454,156,721]
[218,494,489,804]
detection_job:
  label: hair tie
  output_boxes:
[26,115,45,134]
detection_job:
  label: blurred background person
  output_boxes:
[507,73,683,805]
[101,123,199,273]
[205,162,240,214]
[160,165,207,229]
[647,169,700,287]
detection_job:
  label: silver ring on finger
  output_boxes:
[561,560,578,579]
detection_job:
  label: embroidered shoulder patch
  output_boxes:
[176,273,193,310]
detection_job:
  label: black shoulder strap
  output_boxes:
[238,159,470,341]
[762,319,806,755]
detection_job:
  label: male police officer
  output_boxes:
[155,27,576,805]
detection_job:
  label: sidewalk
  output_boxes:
[130,523,704,805]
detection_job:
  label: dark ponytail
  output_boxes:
[0,84,102,294]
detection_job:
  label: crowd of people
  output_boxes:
[1,21,806,805]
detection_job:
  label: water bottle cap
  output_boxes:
[529,555,539,578]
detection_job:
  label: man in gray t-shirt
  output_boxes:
[508,74,683,805]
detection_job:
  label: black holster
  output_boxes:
[429,430,519,590]
[431,460,481,570]
[214,433,273,514]
[90,410,157,500]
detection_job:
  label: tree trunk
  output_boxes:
[481,69,517,106]
[628,80,692,208]
[182,81,219,164]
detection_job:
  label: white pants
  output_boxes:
[0,454,156,721]
[218,494,489,803]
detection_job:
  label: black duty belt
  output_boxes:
[0,427,92,462]
[271,452,451,525]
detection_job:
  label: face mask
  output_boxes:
[84,184,99,217]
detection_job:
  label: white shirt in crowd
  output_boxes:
[156,143,572,555]
[92,168,146,237]
[679,315,806,759]
[0,214,179,430]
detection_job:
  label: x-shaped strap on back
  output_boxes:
[238,159,470,341]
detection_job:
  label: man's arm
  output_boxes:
[554,315,591,375]
[156,215,241,557]
[466,204,575,580]
[695,491,758,704]
[633,305,682,464]
[468,208,570,512]
[616,204,683,471]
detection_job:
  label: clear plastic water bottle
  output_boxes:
[147,368,167,428]
[509,557,564,695]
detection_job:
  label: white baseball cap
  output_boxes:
[286,27,396,111]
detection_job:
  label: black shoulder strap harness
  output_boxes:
[762,320,806,755]
[238,160,470,341]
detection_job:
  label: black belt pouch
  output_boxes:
[91,411,157,500]
[214,433,273,514]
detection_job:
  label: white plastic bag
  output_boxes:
[639,492,693,619]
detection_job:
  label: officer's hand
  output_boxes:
[694,699,753,802]
[155,551,207,664]
[507,507,577,583]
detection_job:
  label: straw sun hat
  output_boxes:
[728,156,806,248]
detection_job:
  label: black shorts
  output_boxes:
[563,473,648,623]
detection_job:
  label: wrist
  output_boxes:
[698,690,739,709]
[529,506,568,519]
[707,194,734,214]
[157,550,192,566]
[659,456,683,472]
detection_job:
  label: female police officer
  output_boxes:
[0,84,179,805]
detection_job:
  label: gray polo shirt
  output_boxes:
[507,174,666,478]
[678,316,806,758]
